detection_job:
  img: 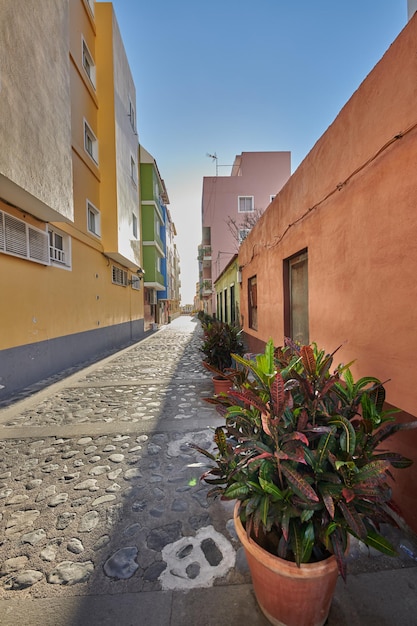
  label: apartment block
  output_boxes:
[140,146,170,329]
[199,151,291,316]
[157,207,181,324]
[0,0,145,400]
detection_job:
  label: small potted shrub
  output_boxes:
[199,319,245,394]
[193,338,417,626]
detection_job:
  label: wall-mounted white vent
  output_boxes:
[0,210,49,264]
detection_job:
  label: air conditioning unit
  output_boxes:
[149,291,157,305]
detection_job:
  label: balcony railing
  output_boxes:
[198,245,212,261]
[202,279,213,295]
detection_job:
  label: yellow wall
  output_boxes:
[214,258,240,325]
[95,3,118,253]
[0,0,144,354]
[0,198,144,350]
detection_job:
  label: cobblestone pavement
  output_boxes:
[1,317,417,626]
[0,318,247,605]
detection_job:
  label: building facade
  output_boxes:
[157,208,181,323]
[214,255,240,326]
[0,0,145,400]
[199,151,291,316]
[140,146,169,328]
[238,16,417,531]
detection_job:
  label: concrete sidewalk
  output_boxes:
[0,316,416,626]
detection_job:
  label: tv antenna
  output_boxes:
[206,152,218,176]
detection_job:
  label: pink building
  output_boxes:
[199,151,291,315]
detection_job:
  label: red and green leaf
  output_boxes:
[214,427,228,455]
[328,415,356,456]
[281,464,320,502]
[270,373,286,416]
[300,345,316,378]
[353,460,390,484]
[338,500,367,540]
[319,487,335,519]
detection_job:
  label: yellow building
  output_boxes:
[213,254,241,326]
[0,0,144,401]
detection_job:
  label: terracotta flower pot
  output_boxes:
[212,376,233,395]
[234,503,339,626]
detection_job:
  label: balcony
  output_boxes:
[198,245,212,262]
[202,279,213,295]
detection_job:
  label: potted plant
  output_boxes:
[199,318,245,394]
[192,338,417,626]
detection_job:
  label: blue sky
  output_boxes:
[110,1,407,304]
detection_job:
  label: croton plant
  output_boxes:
[192,338,417,579]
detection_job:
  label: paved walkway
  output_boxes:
[0,317,416,625]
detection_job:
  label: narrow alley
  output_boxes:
[0,317,416,626]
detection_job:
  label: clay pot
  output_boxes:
[212,376,233,395]
[234,503,339,626]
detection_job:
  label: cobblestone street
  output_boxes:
[0,318,260,625]
[1,317,417,626]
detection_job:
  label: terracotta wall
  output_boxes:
[238,16,417,530]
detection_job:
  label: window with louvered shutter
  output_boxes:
[0,210,49,265]
[112,265,128,286]
[29,227,49,263]
[0,212,4,250]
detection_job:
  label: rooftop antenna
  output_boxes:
[206,152,218,176]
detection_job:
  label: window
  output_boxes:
[128,99,136,132]
[218,291,223,321]
[224,288,228,322]
[156,256,161,272]
[284,250,309,344]
[132,213,138,239]
[238,229,250,244]
[82,39,96,87]
[238,196,254,213]
[49,226,71,268]
[248,275,258,330]
[84,120,98,164]
[112,265,128,286]
[130,156,137,185]
[87,202,100,236]
[0,210,49,265]
[230,284,236,324]
[155,216,160,238]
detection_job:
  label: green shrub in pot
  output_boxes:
[193,337,417,579]
[199,319,245,375]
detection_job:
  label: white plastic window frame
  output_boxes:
[83,119,98,164]
[238,196,254,213]
[87,200,101,237]
[82,37,96,88]
[48,226,72,270]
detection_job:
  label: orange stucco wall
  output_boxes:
[239,16,417,529]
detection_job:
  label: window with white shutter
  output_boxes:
[0,210,49,265]
[112,265,128,286]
